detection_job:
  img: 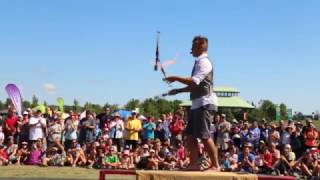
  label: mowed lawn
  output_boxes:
[0,165,98,179]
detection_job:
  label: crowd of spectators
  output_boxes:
[0,107,319,179]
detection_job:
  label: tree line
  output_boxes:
[0,95,316,121]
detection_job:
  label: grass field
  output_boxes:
[313,120,320,129]
[0,166,98,179]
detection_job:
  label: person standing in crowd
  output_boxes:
[250,121,260,148]
[48,117,63,146]
[97,107,112,130]
[142,116,156,142]
[28,110,46,147]
[303,119,319,149]
[125,112,141,150]
[64,112,79,150]
[169,114,185,146]
[268,122,280,146]
[109,112,124,152]
[158,114,171,142]
[78,111,96,145]
[217,114,231,151]
[17,111,29,144]
[164,36,220,171]
[3,108,17,141]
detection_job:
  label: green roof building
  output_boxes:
[180,86,254,109]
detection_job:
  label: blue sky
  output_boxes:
[0,0,319,114]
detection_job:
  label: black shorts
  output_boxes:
[185,104,217,139]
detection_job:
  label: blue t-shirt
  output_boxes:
[238,153,255,172]
[143,122,156,140]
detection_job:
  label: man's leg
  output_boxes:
[202,137,220,169]
[186,135,199,169]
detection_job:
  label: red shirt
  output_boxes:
[169,119,184,136]
[263,151,273,168]
[177,147,186,161]
[4,115,17,136]
[0,148,8,160]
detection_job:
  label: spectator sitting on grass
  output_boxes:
[0,144,8,165]
[103,146,120,169]
[238,143,256,173]
[16,141,29,165]
[6,136,18,164]
[41,140,66,167]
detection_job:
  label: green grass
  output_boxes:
[0,166,98,179]
[313,120,320,129]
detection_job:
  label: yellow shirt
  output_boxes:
[125,118,141,141]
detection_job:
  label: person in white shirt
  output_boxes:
[28,110,46,142]
[109,112,124,152]
[164,36,220,171]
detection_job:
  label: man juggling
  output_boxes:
[164,36,220,171]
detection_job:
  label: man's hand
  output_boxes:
[168,89,179,96]
[163,76,179,83]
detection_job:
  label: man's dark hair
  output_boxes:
[193,36,208,51]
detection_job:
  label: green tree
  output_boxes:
[110,104,120,112]
[293,112,304,120]
[22,100,31,109]
[280,103,288,120]
[31,95,39,108]
[0,100,4,110]
[124,99,140,111]
[5,98,12,108]
[219,108,235,121]
[259,100,276,121]
[73,99,81,113]
[248,108,263,122]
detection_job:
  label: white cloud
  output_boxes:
[43,83,57,95]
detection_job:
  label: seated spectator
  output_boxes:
[258,146,273,174]
[6,136,18,164]
[87,142,98,169]
[141,144,150,158]
[163,152,177,170]
[146,149,159,170]
[220,150,230,172]
[225,143,238,171]
[273,144,295,175]
[103,146,120,169]
[16,141,30,165]
[270,142,281,169]
[67,140,87,167]
[0,127,4,145]
[238,144,256,173]
[26,140,43,165]
[41,142,66,167]
[119,149,133,169]
[176,140,188,169]
[294,149,319,177]
[0,144,8,165]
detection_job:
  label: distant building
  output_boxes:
[180,86,254,110]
